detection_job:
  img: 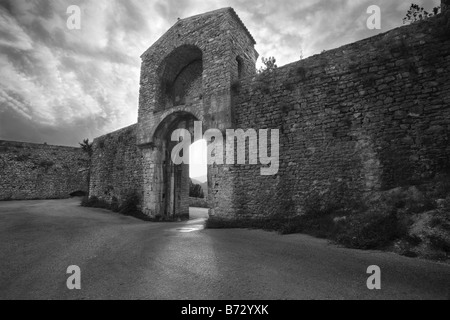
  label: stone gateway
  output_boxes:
[2,7,450,223]
[88,7,450,221]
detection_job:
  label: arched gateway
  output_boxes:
[89,6,450,222]
[136,8,258,219]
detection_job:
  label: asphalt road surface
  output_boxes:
[0,198,449,300]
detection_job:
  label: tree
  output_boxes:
[257,56,278,74]
[79,139,93,157]
[403,3,441,24]
[189,179,205,198]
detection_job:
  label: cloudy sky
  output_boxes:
[0,0,441,147]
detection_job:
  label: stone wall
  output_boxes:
[88,9,450,220]
[0,140,89,200]
[209,13,450,218]
[89,124,144,206]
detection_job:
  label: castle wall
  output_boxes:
[89,124,144,205]
[89,11,450,220]
[211,14,450,218]
[0,140,88,200]
[5,9,449,220]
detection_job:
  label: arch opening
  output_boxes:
[156,45,203,112]
[189,139,208,219]
[150,112,208,220]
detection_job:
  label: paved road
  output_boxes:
[0,198,449,300]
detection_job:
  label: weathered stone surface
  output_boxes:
[221,13,450,218]
[4,8,449,223]
[0,140,88,200]
[89,125,144,207]
[134,8,258,218]
[91,8,450,220]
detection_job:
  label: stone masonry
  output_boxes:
[135,8,258,219]
[88,7,450,220]
[3,7,448,222]
[89,125,144,206]
[0,140,88,200]
[223,13,450,219]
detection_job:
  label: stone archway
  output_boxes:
[145,111,200,220]
[136,10,259,219]
[140,44,206,220]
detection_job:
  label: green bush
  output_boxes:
[257,56,277,74]
[381,187,437,214]
[335,211,408,249]
[207,175,450,257]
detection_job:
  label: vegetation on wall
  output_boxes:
[207,174,450,261]
[81,192,153,221]
[79,139,93,157]
[403,3,441,24]
[257,56,278,74]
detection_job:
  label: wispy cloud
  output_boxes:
[0,0,441,146]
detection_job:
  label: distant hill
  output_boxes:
[191,177,208,197]
[191,174,207,183]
